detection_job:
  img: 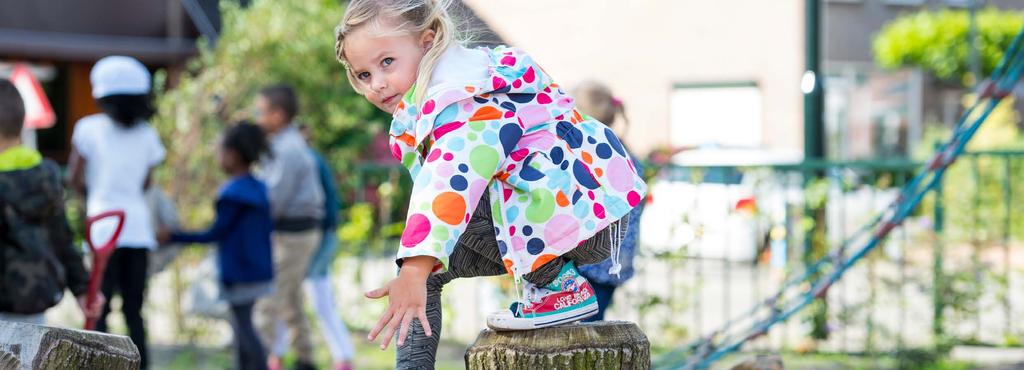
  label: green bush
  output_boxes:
[873,7,1024,85]
[152,0,391,230]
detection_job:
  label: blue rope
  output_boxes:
[659,26,1024,370]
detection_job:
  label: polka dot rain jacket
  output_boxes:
[390,45,647,279]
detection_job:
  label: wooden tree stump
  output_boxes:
[0,320,140,370]
[465,321,650,370]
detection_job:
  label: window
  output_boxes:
[669,82,763,148]
[824,67,923,160]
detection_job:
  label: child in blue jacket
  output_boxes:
[161,122,274,370]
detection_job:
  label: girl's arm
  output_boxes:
[66,146,87,198]
[394,121,505,270]
[367,121,506,350]
[170,199,243,244]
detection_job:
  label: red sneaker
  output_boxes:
[486,261,599,331]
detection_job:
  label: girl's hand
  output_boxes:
[156,228,171,245]
[77,292,105,319]
[365,255,436,350]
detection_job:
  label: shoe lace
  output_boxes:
[512,276,527,317]
[524,284,546,304]
[511,280,547,318]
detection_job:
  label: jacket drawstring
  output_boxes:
[609,219,623,278]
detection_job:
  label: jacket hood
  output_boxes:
[389,45,576,163]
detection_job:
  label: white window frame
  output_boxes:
[669,82,764,149]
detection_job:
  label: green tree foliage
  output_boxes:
[877,6,1024,245]
[873,7,1024,85]
[152,0,391,227]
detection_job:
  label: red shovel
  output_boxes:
[83,210,125,330]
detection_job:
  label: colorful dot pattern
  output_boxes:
[390,46,648,278]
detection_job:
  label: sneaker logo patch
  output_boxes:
[562,277,580,293]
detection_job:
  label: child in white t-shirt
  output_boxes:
[67,55,165,370]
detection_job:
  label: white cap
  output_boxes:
[90,56,151,98]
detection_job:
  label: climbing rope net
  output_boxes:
[658,26,1024,370]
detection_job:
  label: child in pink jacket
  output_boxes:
[335,0,647,366]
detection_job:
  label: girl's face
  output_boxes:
[343,17,435,114]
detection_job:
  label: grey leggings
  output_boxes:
[396,193,624,369]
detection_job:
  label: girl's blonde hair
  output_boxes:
[335,0,459,105]
[573,80,630,138]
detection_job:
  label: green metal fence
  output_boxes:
[345,150,1024,352]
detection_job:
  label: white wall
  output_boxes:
[462,0,807,155]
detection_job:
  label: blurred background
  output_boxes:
[2,0,1024,369]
